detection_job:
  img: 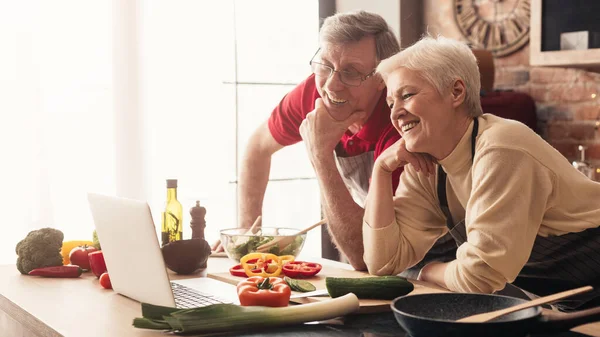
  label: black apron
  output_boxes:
[436,118,600,311]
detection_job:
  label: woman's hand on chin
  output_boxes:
[375,138,436,176]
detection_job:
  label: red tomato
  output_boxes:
[69,245,97,270]
[99,272,112,289]
[282,261,322,278]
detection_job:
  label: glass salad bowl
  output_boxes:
[220,227,307,262]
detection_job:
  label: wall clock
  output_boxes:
[453,0,531,57]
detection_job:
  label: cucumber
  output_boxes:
[325,276,414,300]
[284,276,316,292]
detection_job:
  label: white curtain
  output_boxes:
[0,0,320,265]
[0,1,115,264]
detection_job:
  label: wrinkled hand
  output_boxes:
[417,261,449,289]
[375,138,436,176]
[299,98,366,164]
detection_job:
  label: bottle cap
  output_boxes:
[166,179,178,188]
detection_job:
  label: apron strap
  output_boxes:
[437,118,479,230]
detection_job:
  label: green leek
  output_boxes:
[132,293,359,334]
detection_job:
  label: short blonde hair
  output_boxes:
[320,10,400,63]
[377,35,483,117]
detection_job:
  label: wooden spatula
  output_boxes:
[456,285,593,323]
[256,219,327,252]
[233,215,262,246]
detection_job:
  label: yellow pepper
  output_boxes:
[278,255,295,265]
[240,253,282,277]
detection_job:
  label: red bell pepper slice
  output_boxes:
[282,261,322,278]
[230,264,255,277]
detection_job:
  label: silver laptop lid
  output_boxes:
[87,193,176,307]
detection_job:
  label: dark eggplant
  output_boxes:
[161,238,211,274]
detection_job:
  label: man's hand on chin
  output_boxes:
[299,98,366,165]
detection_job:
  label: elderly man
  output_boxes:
[214,10,451,272]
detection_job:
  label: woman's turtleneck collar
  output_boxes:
[438,118,476,175]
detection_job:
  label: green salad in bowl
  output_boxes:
[220,227,307,262]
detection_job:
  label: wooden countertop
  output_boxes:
[1,256,599,337]
[0,256,356,337]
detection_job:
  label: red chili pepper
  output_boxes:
[282,261,322,278]
[88,251,107,278]
[229,258,262,277]
[28,265,83,278]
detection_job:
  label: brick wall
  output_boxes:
[423,0,600,180]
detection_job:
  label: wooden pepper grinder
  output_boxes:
[189,200,209,269]
[190,200,207,240]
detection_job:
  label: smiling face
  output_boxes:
[385,67,469,160]
[315,36,385,123]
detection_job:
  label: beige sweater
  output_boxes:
[363,114,600,293]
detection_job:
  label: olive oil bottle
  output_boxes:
[161,179,183,246]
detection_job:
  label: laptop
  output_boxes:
[87,193,239,308]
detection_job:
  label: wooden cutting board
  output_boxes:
[207,264,448,313]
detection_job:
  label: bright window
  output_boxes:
[1,0,321,264]
[139,1,322,254]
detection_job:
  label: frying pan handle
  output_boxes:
[534,306,600,333]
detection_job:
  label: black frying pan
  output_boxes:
[391,293,600,337]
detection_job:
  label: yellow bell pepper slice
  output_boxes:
[240,253,282,277]
[278,255,295,265]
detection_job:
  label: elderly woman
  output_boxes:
[363,35,600,310]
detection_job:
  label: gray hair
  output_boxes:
[377,35,483,117]
[320,10,400,64]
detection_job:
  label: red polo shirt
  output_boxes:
[268,74,402,191]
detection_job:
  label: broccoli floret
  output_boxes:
[16,227,64,275]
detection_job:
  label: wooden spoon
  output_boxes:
[247,215,262,234]
[456,285,593,323]
[233,215,262,246]
[256,219,327,252]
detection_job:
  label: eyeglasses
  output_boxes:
[309,49,376,87]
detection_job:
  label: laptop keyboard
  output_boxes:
[171,282,232,309]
